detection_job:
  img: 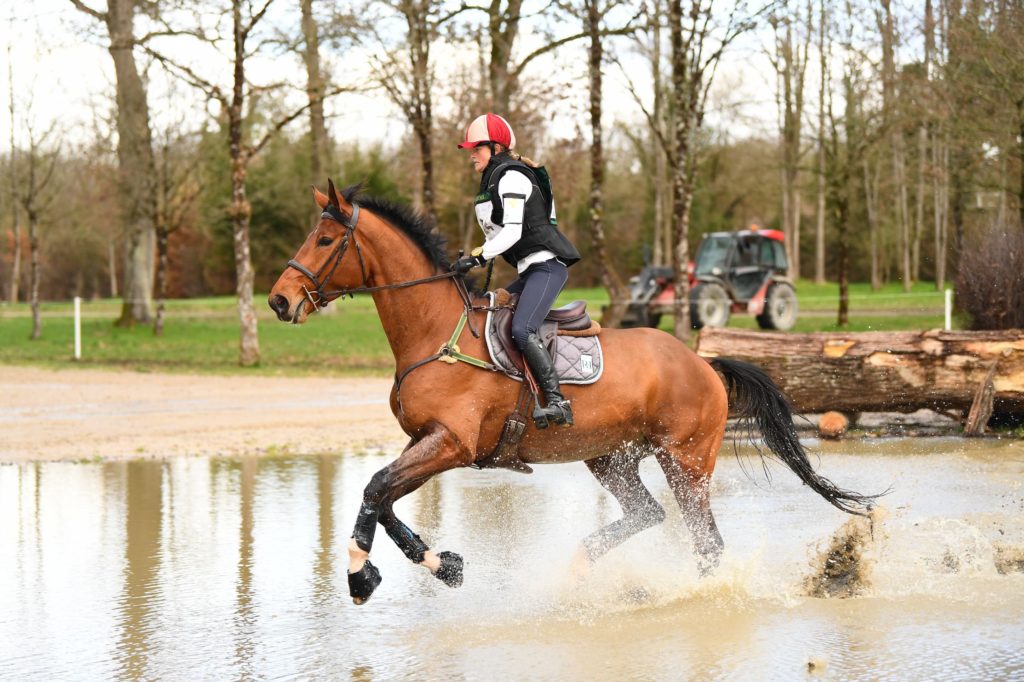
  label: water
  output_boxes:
[2,438,1023,680]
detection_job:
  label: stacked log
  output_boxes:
[696,328,1024,417]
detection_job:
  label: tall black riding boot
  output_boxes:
[522,333,574,428]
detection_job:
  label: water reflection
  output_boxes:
[0,438,1023,680]
[114,460,164,680]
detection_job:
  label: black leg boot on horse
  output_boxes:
[522,332,573,428]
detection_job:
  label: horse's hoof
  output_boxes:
[435,551,464,588]
[348,560,382,604]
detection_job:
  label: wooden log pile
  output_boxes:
[696,328,1024,419]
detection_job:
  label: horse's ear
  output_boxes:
[327,178,341,208]
[312,185,329,210]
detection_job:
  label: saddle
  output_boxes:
[474,290,604,475]
[485,289,603,383]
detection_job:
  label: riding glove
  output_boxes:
[451,251,486,274]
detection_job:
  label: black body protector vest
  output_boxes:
[477,156,581,268]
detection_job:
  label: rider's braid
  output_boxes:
[508,151,539,168]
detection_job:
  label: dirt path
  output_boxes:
[0,366,405,463]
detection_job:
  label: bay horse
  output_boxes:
[268,181,875,605]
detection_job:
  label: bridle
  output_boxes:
[285,202,459,320]
[284,198,515,419]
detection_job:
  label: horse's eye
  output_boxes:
[317,236,333,247]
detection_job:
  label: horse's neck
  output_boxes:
[363,225,466,370]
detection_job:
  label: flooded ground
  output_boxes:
[2,437,1023,680]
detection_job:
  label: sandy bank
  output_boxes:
[0,366,405,463]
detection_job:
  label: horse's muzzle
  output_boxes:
[268,294,291,322]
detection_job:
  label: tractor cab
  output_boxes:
[620,228,798,331]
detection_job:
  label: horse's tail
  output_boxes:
[709,356,879,517]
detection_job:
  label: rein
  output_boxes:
[286,202,460,312]
[286,200,512,419]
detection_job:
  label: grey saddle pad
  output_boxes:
[484,292,604,385]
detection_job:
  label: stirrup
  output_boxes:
[532,400,573,429]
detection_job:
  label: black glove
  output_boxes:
[451,254,486,274]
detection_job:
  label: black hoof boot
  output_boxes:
[434,551,464,588]
[348,560,382,604]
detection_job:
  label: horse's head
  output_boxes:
[268,179,367,324]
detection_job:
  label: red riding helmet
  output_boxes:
[457,113,517,150]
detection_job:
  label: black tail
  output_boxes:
[710,357,880,517]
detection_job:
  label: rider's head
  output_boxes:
[458,113,516,173]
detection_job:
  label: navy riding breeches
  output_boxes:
[504,259,569,350]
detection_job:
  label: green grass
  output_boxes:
[0,280,962,375]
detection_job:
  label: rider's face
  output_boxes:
[469,144,492,173]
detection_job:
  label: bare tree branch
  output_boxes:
[513,25,637,77]
[611,53,676,167]
[244,0,276,38]
[67,0,107,22]
[247,84,356,157]
[144,46,228,106]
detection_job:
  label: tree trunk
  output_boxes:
[914,123,927,280]
[879,0,912,292]
[863,157,881,290]
[6,47,20,303]
[28,210,40,340]
[108,237,119,297]
[153,143,168,336]
[153,224,168,337]
[230,0,259,367]
[668,0,693,341]
[487,0,522,113]
[410,3,435,222]
[775,10,808,281]
[651,2,666,267]
[696,327,1024,416]
[1018,98,1024,229]
[9,213,21,303]
[814,0,827,284]
[934,134,949,288]
[300,0,332,184]
[415,121,436,223]
[586,0,628,327]
[105,0,156,326]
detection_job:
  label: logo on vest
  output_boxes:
[580,354,594,376]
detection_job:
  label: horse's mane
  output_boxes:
[342,183,450,271]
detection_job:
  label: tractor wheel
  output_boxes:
[756,282,798,330]
[619,303,650,328]
[689,282,731,329]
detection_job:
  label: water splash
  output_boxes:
[804,510,883,598]
[994,543,1024,575]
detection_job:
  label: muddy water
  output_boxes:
[2,438,1023,681]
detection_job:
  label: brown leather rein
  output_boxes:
[285,201,516,420]
[285,202,463,321]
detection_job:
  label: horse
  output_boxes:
[268,180,876,605]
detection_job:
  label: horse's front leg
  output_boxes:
[347,425,471,604]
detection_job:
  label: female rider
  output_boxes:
[451,113,581,428]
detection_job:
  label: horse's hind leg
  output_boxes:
[654,430,725,575]
[576,452,666,569]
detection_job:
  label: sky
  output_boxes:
[1,0,791,157]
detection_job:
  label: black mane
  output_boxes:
[341,183,450,271]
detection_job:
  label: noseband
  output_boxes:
[285,202,460,315]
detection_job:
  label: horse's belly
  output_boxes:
[516,428,650,465]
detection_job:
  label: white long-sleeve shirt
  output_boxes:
[477,168,557,273]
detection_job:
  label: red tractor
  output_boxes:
[620,228,798,331]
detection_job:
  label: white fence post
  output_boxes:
[74,297,82,360]
[944,289,953,331]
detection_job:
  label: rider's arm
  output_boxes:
[481,171,533,261]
